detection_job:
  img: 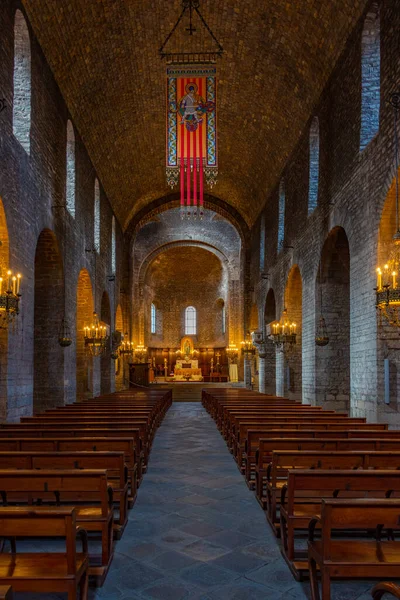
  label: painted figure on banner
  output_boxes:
[178,82,214,132]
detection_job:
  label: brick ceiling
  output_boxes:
[22,0,367,230]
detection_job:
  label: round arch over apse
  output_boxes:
[76,268,94,402]
[33,228,64,413]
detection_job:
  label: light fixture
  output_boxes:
[226,343,238,363]
[119,332,134,357]
[376,93,400,327]
[134,344,147,363]
[241,332,256,357]
[58,318,72,347]
[270,308,297,353]
[84,312,109,357]
[0,270,21,330]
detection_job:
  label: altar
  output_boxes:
[173,338,203,381]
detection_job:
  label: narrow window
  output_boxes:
[360,3,380,151]
[222,304,226,335]
[111,216,116,275]
[94,179,100,253]
[278,179,285,251]
[185,306,196,335]
[13,10,31,153]
[260,213,266,272]
[151,303,156,334]
[308,117,320,214]
[66,120,76,217]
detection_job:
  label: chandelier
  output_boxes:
[241,332,256,357]
[120,333,134,357]
[84,312,109,357]
[270,308,297,353]
[134,344,147,363]
[58,318,72,347]
[0,270,21,330]
[226,343,239,363]
[376,92,400,327]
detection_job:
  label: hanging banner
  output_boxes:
[166,65,217,217]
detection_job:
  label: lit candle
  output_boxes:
[7,270,11,292]
[12,277,16,295]
[384,264,389,287]
[16,274,21,295]
[393,271,397,290]
[377,268,382,290]
[0,278,3,295]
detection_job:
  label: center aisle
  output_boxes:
[91,402,309,600]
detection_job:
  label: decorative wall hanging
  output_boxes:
[161,1,222,219]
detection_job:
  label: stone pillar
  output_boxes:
[257,344,268,394]
[244,356,252,389]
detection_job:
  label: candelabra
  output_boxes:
[84,312,109,357]
[0,270,22,330]
[226,343,239,363]
[134,344,147,363]
[240,332,255,356]
[270,308,297,353]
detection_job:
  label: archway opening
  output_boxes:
[315,227,350,411]
[76,269,94,402]
[33,229,64,413]
[284,265,302,399]
[100,291,111,395]
[264,289,276,395]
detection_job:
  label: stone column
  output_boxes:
[244,356,252,389]
[257,343,268,394]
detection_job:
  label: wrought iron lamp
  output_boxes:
[119,333,134,357]
[241,332,256,356]
[84,312,109,357]
[376,92,400,327]
[58,318,72,347]
[0,270,21,330]
[270,308,297,353]
[134,344,147,363]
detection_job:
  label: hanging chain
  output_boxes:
[390,93,400,233]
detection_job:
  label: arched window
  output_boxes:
[260,212,266,272]
[94,179,100,253]
[360,3,380,151]
[13,10,31,153]
[308,117,320,214]
[66,120,76,217]
[185,306,196,335]
[222,304,226,335]
[151,303,156,334]
[111,216,116,275]
[278,179,285,251]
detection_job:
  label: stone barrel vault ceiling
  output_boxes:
[22,0,367,229]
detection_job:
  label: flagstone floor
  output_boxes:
[16,403,384,599]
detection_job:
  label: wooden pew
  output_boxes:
[0,507,89,600]
[0,587,12,600]
[0,469,113,586]
[372,583,400,599]
[0,451,129,538]
[280,470,400,580]
[308,499,400,600]
[244,427,399,485]
[263,450,400,533]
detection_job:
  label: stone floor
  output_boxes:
[12,403,394,599]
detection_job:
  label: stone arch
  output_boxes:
[76,269,94,402]
[100,291,111,395]
[315,227,350,412]
[263,288,276,395]
[33,229,64,413]
[0,199,9,421]
[284,265,302,399]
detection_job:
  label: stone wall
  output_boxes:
[251,0,400,425]
[0,0,126,420]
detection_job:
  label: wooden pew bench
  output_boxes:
[0,507,88,600]
[308,499,400,600]
[280,470,400,580]
[0,586,12,600]
[0,451,129,538]
[372,583,400,599]
[0,469,113,586]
